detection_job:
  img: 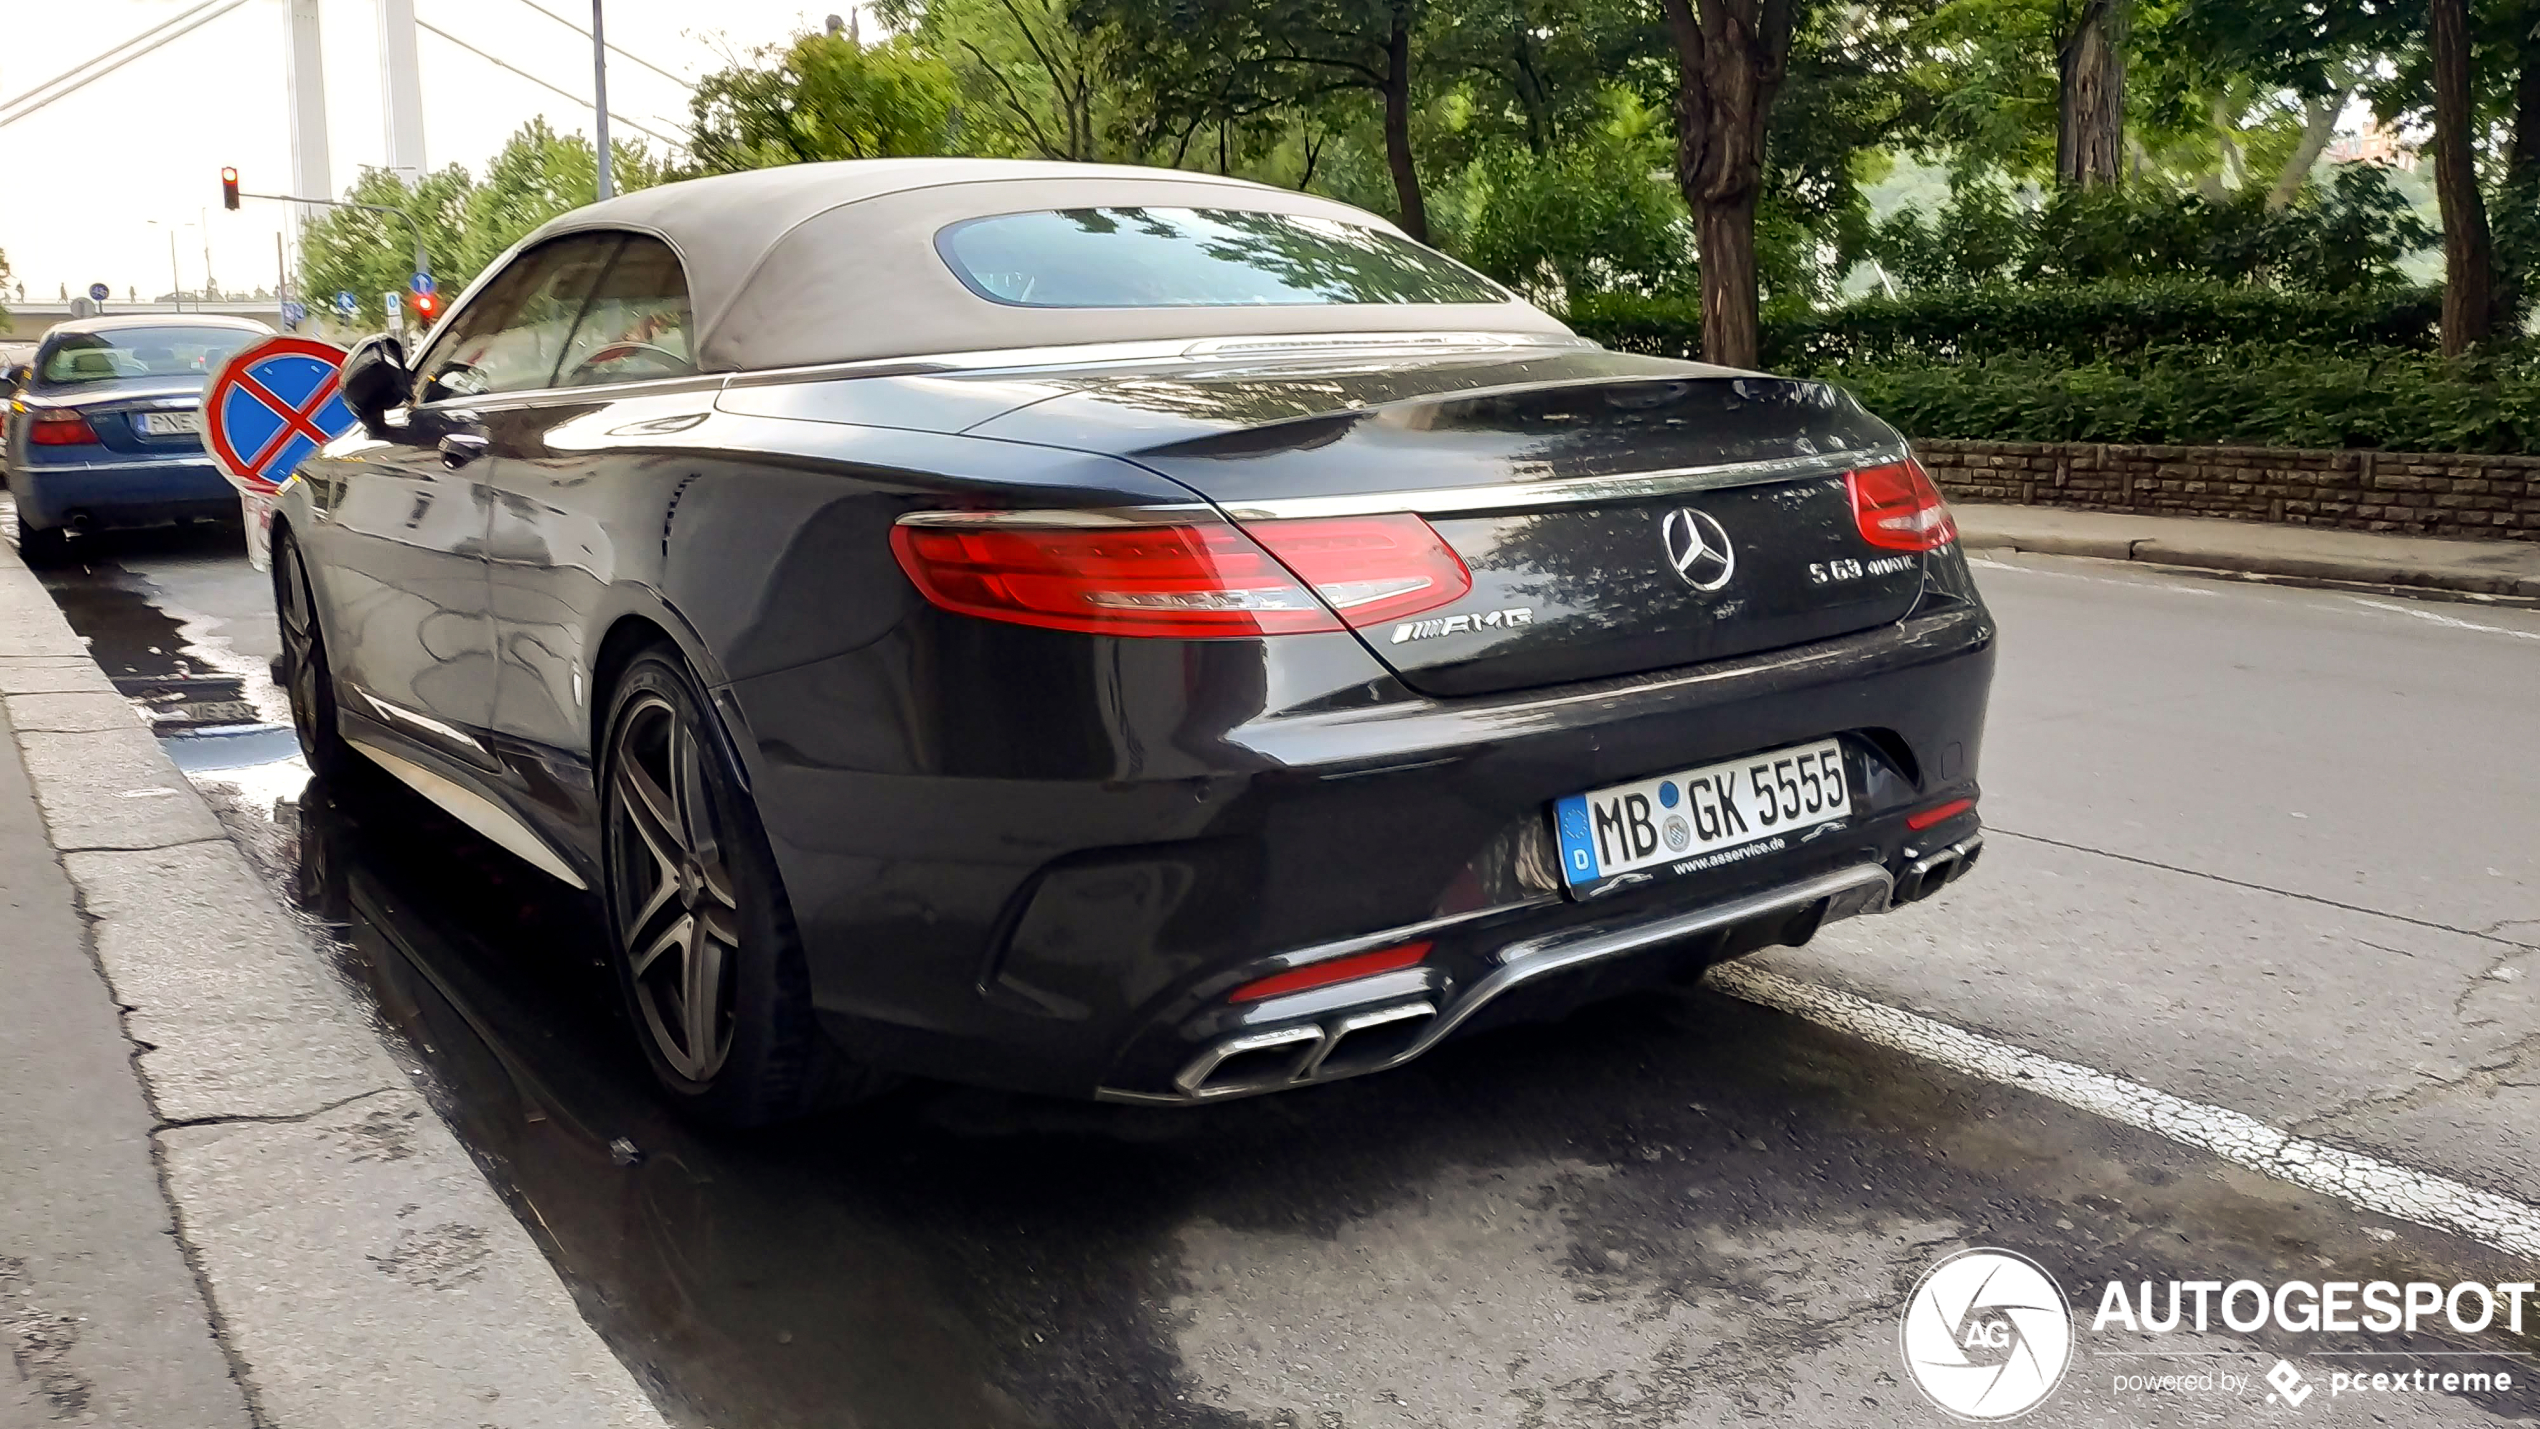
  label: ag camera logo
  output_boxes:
[1901,1249,2074,1420]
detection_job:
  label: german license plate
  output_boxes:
[1554,738,1849,890]
[137,410,201,436]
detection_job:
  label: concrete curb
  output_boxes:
[0,543,668,1429]
[1954,505,2540,606]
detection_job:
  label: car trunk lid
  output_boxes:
[974,359,1929,698]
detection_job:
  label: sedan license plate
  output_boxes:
[136,410,202,436]
[1554,738,1849,890]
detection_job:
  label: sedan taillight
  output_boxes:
[1848,458,1956,552]
[890,512,1471,639]
[28,410,100,446]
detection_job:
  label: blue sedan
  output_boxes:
[4,315,270,563]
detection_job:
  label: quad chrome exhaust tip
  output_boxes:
[1118,859,1915,1107]
[1171,1001,1441,1099]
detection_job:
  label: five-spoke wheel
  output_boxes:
[607,691,744,1082]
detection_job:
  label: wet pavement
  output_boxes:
[8,507,2536,1427]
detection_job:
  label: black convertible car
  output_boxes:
[280,158,1993,1125]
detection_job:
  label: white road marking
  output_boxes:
[2346,597,2540,642]
[1704,962,2540,1262]
[1967,555,2218,595]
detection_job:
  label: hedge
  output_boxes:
[1567,281,2445,371]
[1824,347,2540,456]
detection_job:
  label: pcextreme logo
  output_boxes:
[1900,1248,2075,1420]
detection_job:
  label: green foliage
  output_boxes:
[1454,100,1694,303]
[688,30,960,171]
[1831,345,2540,454]
[1570,279,2444,368]
[296,121,671,321]
[1867,165,2435,293]
[878,0,1113,159]
[0,247,11,328]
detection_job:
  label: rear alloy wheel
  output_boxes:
[601,649,872,1124]
[271,532,363,783]
[13,514,69,567]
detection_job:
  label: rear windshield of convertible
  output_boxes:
[937,207,1508,308]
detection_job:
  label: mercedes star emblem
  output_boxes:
[1660,508,1735,591]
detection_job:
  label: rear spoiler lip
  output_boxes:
[1208,446,1908,523]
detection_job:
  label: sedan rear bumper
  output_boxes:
[11,455,238,531]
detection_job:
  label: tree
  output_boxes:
[689,29,960,171]
[2430,0,2495,351]
[0,249,10,331]
[296,122,669,321]
[883,0,1116,159]
[2057,0,2129,187]
[1082,0,1437,240]
[1659,0,1796,367]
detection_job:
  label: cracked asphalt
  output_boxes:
[11,513,2537,1428]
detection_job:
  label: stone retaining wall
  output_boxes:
[1913,440,2540,542]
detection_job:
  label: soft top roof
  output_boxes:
[491,158,1571,373]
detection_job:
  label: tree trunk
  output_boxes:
[2056,0,2128,189]
[2266,89,2346,211]
[1382,15,1429,243]
[1661,0,1794,369]
[2430,0,2494,354]
[1694,193,1760,369]
[2512,12,2540,190]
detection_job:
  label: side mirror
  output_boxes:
[338,334,409,428]
[0,363,28,399]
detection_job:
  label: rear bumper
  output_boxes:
[731,599,1995,1099]
[1111,837,1980,1103]
[10,455,237,530]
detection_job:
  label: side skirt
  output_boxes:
[346,734,591,891]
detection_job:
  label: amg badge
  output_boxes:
[1391,606,1534,644]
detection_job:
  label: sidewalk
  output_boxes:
[0,542,665,1428]
[1953,503,2540,600]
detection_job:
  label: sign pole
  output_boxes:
[591,0,612,200]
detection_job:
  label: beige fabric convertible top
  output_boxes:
[489,158,1573,373]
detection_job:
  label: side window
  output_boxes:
[554,237,695,387]
[412,234,620,404]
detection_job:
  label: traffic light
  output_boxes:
[407,290,440,323]
[221,167,239,210]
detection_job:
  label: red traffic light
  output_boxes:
[407,290,440,321]
[221,167,239,210]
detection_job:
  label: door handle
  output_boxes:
[438,431,490,468]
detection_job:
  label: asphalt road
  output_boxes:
[9,506,2536,1427]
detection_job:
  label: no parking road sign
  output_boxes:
[201,336,357,496]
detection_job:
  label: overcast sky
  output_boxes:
[2,0,852,301]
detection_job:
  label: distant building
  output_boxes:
[2328,120,2418,172]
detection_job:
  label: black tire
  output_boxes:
[271,530,364,784]
[599,646,878,1126]
[14,513,69,567]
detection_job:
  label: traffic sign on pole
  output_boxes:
[200,336,356,496]
[87,282,109,302]
[410,271,436,295]
[333,290,358,316]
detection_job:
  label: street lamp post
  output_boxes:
[149,219,188,311]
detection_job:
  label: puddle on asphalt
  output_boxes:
[21,523,2540,1428]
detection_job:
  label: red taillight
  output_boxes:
[1848,458,1956,552]
[1905,797,1975,831]
[1243,513,1472,629]
[890,512,1470,639]
[28,410,99,446]
[1228,941,1431,1003]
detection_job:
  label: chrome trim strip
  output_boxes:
[893,505,1215,529]
[346,736,589,891]
[347,684,490,757]
[1234,968,1435,1028]
[1228,898,1557,987]
[720,331,1596,388]
[1103,861,1895,1106]
[1211,449,1898,523]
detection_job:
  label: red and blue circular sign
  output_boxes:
[201,336,357,495]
